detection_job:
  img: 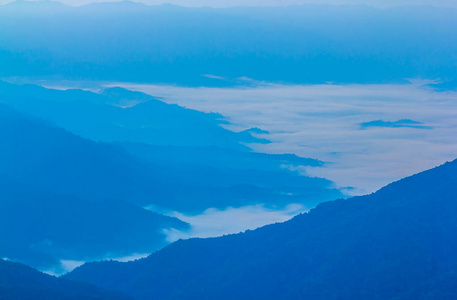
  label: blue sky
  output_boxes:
[2,0,457,7]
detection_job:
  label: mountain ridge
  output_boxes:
[66,158,457,299]
[0,259,130,300]
[1,4,456,86]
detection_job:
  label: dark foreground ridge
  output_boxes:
[0,259,130,300]
[67,158,457,299]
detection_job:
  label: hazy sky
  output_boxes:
[2,0,457,7]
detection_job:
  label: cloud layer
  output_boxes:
[162,204,307,242]
[107,80,457,194]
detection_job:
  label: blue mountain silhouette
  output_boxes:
[67,158,457,299]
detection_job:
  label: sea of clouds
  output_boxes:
[29,78,457,258]
[106,79,457,194]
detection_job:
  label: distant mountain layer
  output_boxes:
[0,259,130,300]
[0,103,340,212]
[117,142,323,171]
[1,2,456,86]
[0,81,265,150]
[67,158,457,299]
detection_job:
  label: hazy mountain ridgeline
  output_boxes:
[67,159,457,299]
[0,174,187,272]
[0,83,341,269]
[0,81,264,149]
[0,1,457,87]
[0,82,341,211]
[0,259,130,300]
[118,142,322,171]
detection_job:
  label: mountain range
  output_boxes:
[0,83,341,271]
[1,1,455,299]
[0,91,341,212]
[66,158,457,299]
[0,259,129,300]
[0,81,264,150]
[1,1,456,87]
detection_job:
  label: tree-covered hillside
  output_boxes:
[67,158,457,299]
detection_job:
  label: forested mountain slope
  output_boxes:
[68,159,457,299]
[0,259,130,300]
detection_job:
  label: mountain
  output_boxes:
[1,3,456,86]
[0,81,264,150]
[0,104,190,270]
[0,103,163,206]
[0,175,187,273]
[67,158,457,299]
[0,103,341,270]
[117,142,322,172]
[0,259,130,300]
[0,102,341,212]
[116,143,339,212]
